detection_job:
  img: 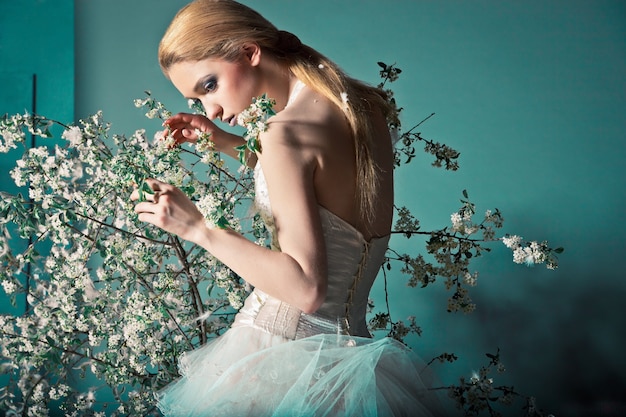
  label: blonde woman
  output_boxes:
[132,0,443,415]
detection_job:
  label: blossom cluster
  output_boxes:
[389,168,558,319]
[0,94,263,414]
[0,112,52,152]
[441,349,554,417]
[447,350,511,415]
[501,235,560,269]
[392,191,509,314]
[235,94,276,164]
[378,63,460,169]
[133,91,172,121]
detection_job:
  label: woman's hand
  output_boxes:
[163,113,256,163]
[160,112,252,164]
[131,178,206,243]
[162,112,219,147]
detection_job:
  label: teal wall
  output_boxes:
[0,0,74,304]
[0,0,75,191]
[0,0,74,120]
[0,0,619,415]
[0,0,74,406]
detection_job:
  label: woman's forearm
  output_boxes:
[215,131,258,168]
[190,225,326,314]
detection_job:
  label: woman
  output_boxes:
[132,0,443,415]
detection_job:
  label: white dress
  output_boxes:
[156,82,445,417]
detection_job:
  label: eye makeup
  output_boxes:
[196,75,218,94]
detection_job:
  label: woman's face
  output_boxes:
[167,54,261,126]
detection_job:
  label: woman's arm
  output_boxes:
[133,122,327,313]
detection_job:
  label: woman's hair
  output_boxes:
[159,0,392,222]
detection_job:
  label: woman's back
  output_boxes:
[269,82,394,242]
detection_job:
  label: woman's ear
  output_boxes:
[242,43,261,67]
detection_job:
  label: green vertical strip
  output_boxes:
[0,2,73,408]
[0,0,74,335]
[0,72,31,318]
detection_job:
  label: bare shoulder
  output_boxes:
[257,82,393,240]
[264,86,350,151]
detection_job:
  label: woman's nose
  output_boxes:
[200,99,221,120]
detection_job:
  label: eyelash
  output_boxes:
[203,77,218,93]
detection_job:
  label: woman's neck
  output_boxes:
[257,56,297,112]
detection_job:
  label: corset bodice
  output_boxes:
[231,164,389,339]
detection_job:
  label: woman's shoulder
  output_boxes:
[266,85,350,148]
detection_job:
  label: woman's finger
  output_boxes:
[130,188,139,201]
[166,113,214,131]
[164,112,200,125]
[131,178,165,202]
[134,201,158,214]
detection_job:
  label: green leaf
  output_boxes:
[138,180,154,202]
[235,144,247,166]
[216,216,230,229]
[66,209,77,223]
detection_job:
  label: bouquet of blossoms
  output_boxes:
[0,63,560,416]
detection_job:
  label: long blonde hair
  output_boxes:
[159,0,391,221]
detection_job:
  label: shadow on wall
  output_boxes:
[472,274,626,417]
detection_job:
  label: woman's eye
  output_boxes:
[203,78,217,92]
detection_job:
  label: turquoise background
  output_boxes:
[0,0,74,193]
[0,0,74,304]
[2,0,625,415]
[0,0,74,407]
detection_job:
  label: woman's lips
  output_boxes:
[223,115,237,127]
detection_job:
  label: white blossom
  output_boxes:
[501,235,522,249]
[450,212,463,231]
[463,271,478,287]
[1,280,17,294]
[61,126,83,146]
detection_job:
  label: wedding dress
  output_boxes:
[156,81,444,417]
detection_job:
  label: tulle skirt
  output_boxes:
[156,325,446,417]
